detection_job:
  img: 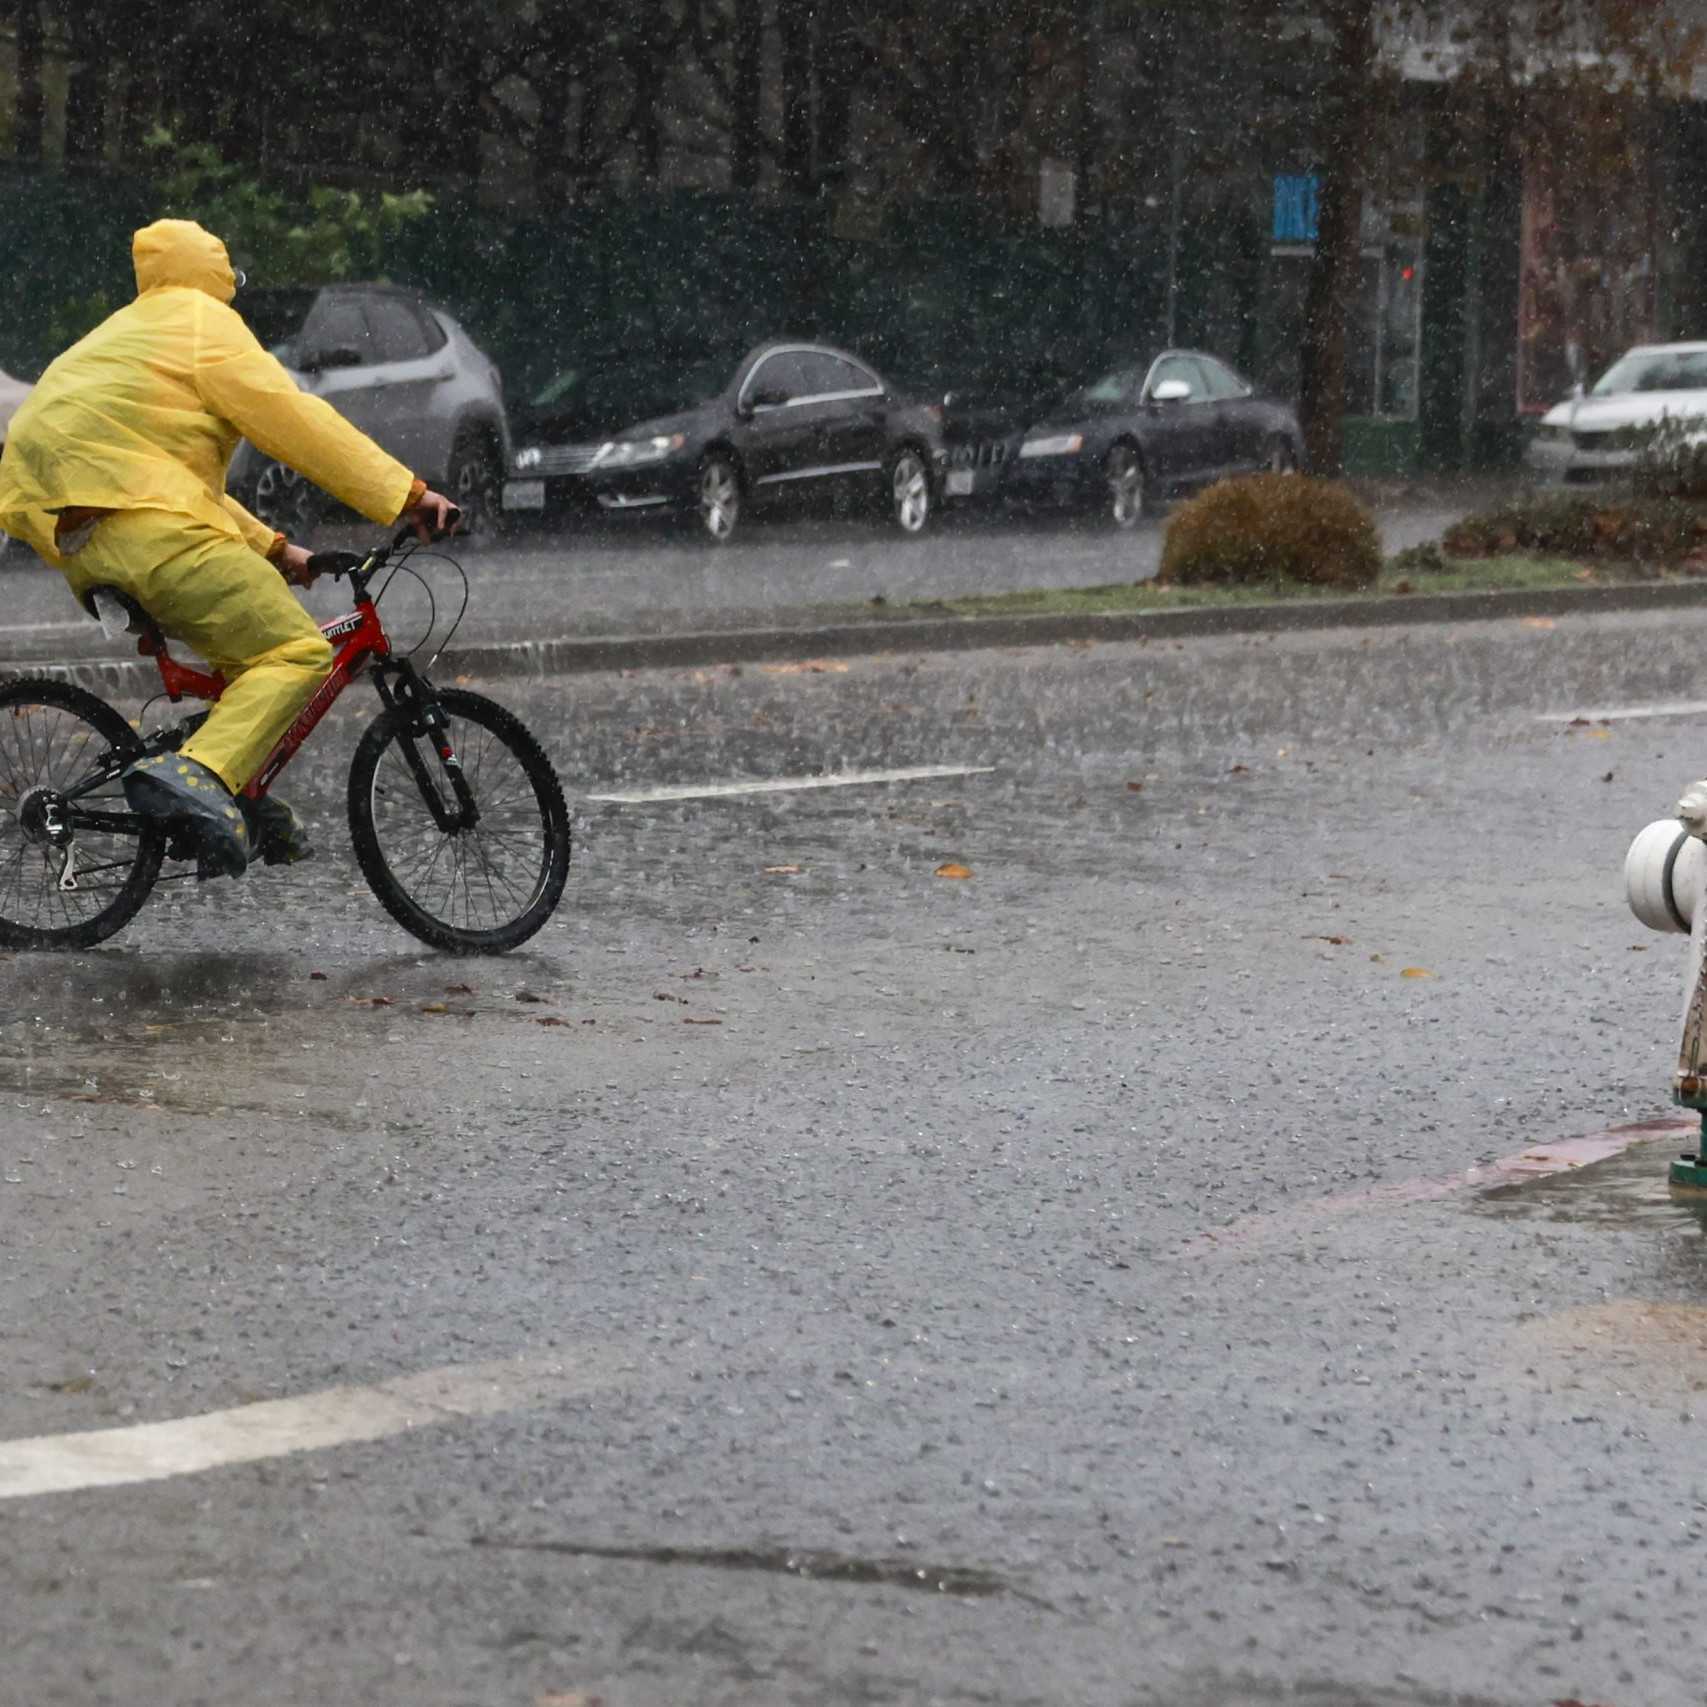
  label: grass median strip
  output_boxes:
[903,557,1647,621]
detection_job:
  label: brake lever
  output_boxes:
[391,504,465,552]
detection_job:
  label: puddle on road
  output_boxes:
[469,1535,1021,1601]
[1476,1135,1707,1235]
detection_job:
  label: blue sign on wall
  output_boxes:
[1273,174,1321,244]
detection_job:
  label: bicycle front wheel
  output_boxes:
[346,687,570,953]
[0,676,165,949]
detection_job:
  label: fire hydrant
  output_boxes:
[1626,802,1707,1185]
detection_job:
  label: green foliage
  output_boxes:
[1443,492,1707,562]
[144,131,433,286]
[1159,474,1381,590]
[1632,414,1707,501]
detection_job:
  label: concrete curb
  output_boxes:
[14,577,1707,693]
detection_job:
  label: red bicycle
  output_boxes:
[0,527,570,952]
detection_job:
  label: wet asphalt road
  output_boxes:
[0,491,1479,662]
[6,606,1707,1704]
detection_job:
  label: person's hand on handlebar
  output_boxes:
[276,542,318,588]
[399,487,461,543]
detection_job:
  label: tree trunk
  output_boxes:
[64,8,111,165]
[731,0,764,189]
[115,0,168,155]
[1297,1,1379,477]
[815,1,862,193]
[777,0,814,193]
[14,0,45,162]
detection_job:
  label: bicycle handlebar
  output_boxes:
[305,505,464,584]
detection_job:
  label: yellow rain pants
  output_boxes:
[63,509,332,791]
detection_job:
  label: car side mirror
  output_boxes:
[302,344,364,374]
[1150,379,1192,404]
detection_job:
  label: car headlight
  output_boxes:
[514,446,543,471]
[1019,433,1084,459]
[592,434,687,469]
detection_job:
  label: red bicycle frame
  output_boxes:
[135,593,391,802]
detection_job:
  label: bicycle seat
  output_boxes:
[81,584,163,643]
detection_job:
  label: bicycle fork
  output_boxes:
[375,664,481,832]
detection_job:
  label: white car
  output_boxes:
[1527,342,1707,484]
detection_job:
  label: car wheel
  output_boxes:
[888,446,933,535]
[1106,442,1146,530]
[697,452,742,543]
[448,431,502,536]
[250,459,319,535]
[1266,437,1300,475]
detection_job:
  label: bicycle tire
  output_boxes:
[346,686,570,953]
[0,676,165,950]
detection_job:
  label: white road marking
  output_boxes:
[1536,701,1707,724]
[588,764,997,804]
[0,1353,616,1501]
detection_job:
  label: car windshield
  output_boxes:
[532,353,732,419]
[235,288,317,357]
[1592,350,1707,395]
[1061,368,1134,410]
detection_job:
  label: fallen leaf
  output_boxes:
[684,1016,723,1025]
[419,1002,449,1014]
[1520,616,1557,630]
[351,995,394,1008]
[1307,934,1352,946]
[1630,944,1648,952]
[762,864,803,875]
[1400,967,1435,979]
[515,991,549,1004]
[1601,770,1615,783]
[1126,781,1145,793]
[1369,953,1386,963]
[653,991,686,1004]
[759,659,850,675]
[935,862,973,879]
[536,1016,568,1027]
[309,971,328,982]
[1229,763,1250,775]
[445,982,475,995]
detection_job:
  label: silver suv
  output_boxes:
[229,284,510,534]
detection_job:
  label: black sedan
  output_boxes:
[502,340,947,543]
[997,350,1304,528]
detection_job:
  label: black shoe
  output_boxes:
[240,795,314,866]
[123,755,248,878]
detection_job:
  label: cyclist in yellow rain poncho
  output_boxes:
[0,219,456,876]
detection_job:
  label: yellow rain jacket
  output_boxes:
[0,219,415,563]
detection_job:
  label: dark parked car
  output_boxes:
[229,284,511,534]
[503,340,946,543]
[998,350,1304,528]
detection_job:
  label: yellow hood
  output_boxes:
[132,219,239,304]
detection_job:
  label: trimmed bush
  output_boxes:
[1443,493,1707,563]
[1634,414,1707,500]
[1159,474,1380,591]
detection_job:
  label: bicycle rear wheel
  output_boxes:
[0,677,165,949]
[346,686,570,952]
